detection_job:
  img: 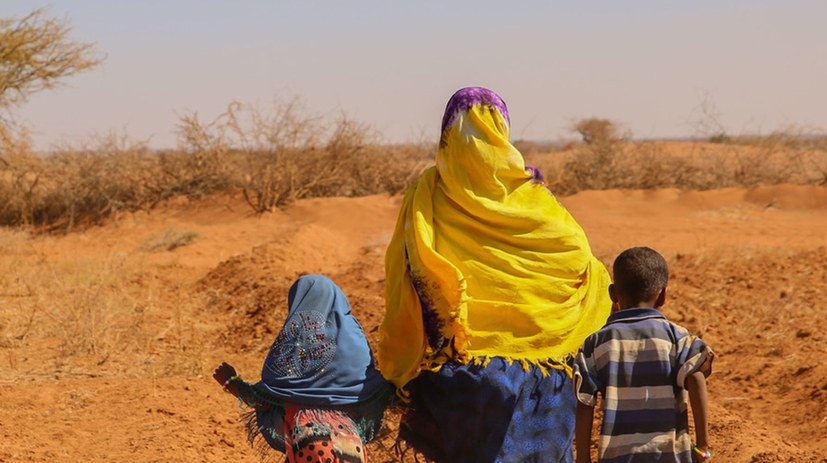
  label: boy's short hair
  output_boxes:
[613,247,669,302]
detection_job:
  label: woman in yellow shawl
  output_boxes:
[378,87,612,463]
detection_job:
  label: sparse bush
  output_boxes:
[173,106,239,197]
[0,131,44,226]
[536,135,826,195]
[178,100,431,213]
[0,97,433,230]
[0,132,168,230]
[348,142,433,196]
[2,98,826,230]
[554,118,629,193]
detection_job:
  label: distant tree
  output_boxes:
[562,118,629,192]
[0,8,101,108]
[572,118,622,145]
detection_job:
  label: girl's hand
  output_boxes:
[213,362,238,386]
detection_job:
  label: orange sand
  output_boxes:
[1,185,825,462]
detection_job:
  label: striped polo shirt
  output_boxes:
[573,308,714,463]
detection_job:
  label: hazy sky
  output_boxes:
[4,1,826,150]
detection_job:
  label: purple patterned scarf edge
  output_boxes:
[440,87,510,134]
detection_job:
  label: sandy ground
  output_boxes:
[1,185,826,462]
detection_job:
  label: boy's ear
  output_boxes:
[608,283,619,303]
[655,286,667,308]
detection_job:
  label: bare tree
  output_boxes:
[691,93,729,143]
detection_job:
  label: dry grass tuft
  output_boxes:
[0,250,144,366]
[0,230,209,377]
[142,229,199,252]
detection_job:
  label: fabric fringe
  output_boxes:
[241,409,285,463]
[239,385,394,461]
[396,353,575,403]
[461,354,573,378]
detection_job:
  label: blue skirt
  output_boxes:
[398,358,576,463]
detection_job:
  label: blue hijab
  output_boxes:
[254,274,387,406]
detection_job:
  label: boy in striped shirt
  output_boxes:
[573,246,714,463]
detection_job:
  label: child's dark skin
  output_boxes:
[213,361,268,407]
[574,285,710,463]
[213,362,239,396]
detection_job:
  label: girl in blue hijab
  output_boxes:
[213,274,393,463]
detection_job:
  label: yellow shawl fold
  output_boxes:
[378,92,611,395]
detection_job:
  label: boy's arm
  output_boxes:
[575,401,595,463]
[686,370,710,459]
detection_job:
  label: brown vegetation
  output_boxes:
[0,101,433,230]
[530,133,827,195]
[2,109,826,231]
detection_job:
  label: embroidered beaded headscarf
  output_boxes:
[256,274,387,405]
[378,87,612,397]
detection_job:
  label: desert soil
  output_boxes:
[1,184,826,462]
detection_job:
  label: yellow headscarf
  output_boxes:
[378,87,611,396]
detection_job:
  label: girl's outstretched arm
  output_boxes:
[213,361,272,409]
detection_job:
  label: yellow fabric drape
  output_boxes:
[378,102,611,395]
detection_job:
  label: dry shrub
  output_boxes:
[172,106,240,197]
[689,96,827,186]
[0,130,168,230]
[537,136,827,196]
[0,98,431,229]
[351,142,434,196]
[717,129,827,186]
[42,139,158,228]
[177,100,431,213]
[0,129,44,225]
[532,115,827,195]
[548,118,630,193]
[3,102,826,231]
